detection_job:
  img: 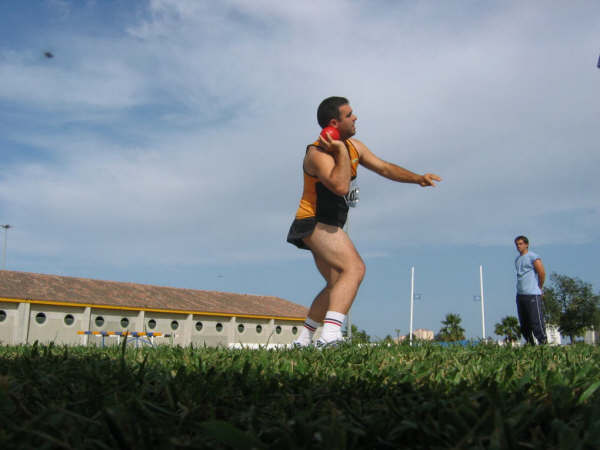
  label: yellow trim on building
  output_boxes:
[0,297,304,322]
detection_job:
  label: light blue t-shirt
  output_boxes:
[515,251,542,295]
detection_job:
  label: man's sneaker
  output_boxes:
[315,337,345,348]
[292,341,311,349]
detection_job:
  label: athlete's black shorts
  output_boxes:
[286,214,347,250]
[287,183,349,250]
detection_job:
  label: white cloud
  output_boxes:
[1,0,599,272]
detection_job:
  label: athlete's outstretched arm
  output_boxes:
[351,138,441,187]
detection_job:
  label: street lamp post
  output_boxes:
[409,266,414,345]
[343,216,352,340]
[1,224,11,270]
[343,183,359,340]
[479,265,486,340]
[408,268,424,345]
[473,265,486,340]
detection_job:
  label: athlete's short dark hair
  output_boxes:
[317,96,349,128]
[514,235,529,245]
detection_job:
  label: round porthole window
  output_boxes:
[256,324,262,334]
[35,312,46,324]
[120,318,129,328]
[216,323,223,332]
[292,326,298,335]
[95,316,104,327]
[275,326,282,334]
[238,324,245,333]
[147,319,156,329]
[64,314,75,326]
[171,320,179,331]
[0,310,7,322]
[195,321,203,331]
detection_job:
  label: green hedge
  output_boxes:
[0,342,599,449]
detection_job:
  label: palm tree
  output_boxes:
[494,316,521,344]
[436,313,466,342]
[394,328,402,342]
[346,324,370,343]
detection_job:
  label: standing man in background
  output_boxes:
[287,96,441,347]
[514,235,547,345]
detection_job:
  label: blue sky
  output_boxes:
[1,0,599,340]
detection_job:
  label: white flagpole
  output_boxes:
[344,217,352,339]
[409,266,414,346]
[480,265,486,340]
[1,225,11,270]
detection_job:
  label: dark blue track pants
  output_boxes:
[516,294,547,345]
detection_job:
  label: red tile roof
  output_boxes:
[0,271,307,319]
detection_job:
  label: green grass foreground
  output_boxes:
[0,343,599,449]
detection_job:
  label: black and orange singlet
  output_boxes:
[294,139,360,227]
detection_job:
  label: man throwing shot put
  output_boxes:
[514,235,547,345]
[287,96,442,347]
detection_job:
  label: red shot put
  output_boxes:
[320,125,340,141]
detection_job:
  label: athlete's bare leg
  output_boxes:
[304,254,340,322]
[303,222,365,320]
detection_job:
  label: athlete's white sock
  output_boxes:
[320,311,346,343]
[294,317,320,346]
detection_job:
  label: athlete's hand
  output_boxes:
[318,132,345,154]
[419,173,442,187]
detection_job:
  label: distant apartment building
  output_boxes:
[413,328,434,341]
[584,327,598,345]
[397,328,435,342]
[0,270,309,348]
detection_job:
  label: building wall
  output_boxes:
[189,316,302,347]
[190,315,231,347]
[271,319,301,345]
[135,310,187,347]
[230,317,270,346]
[28,304,85,345]
[0,302,19,345]
[0,301,304,348]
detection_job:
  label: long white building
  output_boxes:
[0,270,308,348]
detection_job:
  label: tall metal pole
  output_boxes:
[479,265,486,340]
[1,224,11,270]
[347,309,352,340]
[344,217,352,340]
[409,266,414,346]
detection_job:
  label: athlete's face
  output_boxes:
[515,239,528,255]
[333,103,357,140]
